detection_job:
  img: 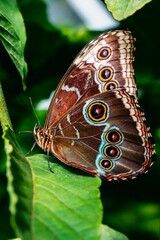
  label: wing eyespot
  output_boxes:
[88,101,108,122]
[104,145,121,159]
[99,67,113,82]
[100,158,113,170]
[97,47,111,60]
[106,129,122,144]
[104,81,118,91]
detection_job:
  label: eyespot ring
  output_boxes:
[88,101,108,122]
[99,158,113,170]
[97,47,111,60]
[104,145,121,159]
[104,81,118,91]
[99,67,113,82]
[106,129,122,144]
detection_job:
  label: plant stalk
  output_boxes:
[0,82,13,132]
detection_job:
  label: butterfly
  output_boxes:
[34,30,156,181]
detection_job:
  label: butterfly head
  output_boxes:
[34,124,52,153]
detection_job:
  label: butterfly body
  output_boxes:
[34,30,156,181]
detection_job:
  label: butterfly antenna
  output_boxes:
[29,97,40,125]
[11,97,40,135]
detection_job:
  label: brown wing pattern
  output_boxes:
[44,30,136,129]
[49,90,155,180]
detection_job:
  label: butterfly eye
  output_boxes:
[106,129,122,144]
[99,67,113,81]
[97,47,111,60]
[104,145,121,159]
[88,101,107,122]
[100,158,113,170]
[104,81,118,91]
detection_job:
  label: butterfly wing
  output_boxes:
[44,30,136,129]
[50,89,155,180]
[34,30,156,180]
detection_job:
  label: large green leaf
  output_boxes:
[104,0,152,20]
[3,127,129,240]
[3,127,102,239]
[29,155,102,240]
[0,0,27,88]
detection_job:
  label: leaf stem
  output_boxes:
[0,82,13,132]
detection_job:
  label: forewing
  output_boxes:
[44,30,136,129]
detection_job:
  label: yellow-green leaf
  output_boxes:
[104,0,152,20]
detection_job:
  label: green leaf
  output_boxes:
[3,127,105,240]
[104,0,152,20]
[101,225,129,240]
[3,127,33,239]
[0,0,27,88]
[30,155,102,240]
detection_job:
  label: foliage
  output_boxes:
[104,0,152,20]
[0,0,159,240]
[0,0,27,87]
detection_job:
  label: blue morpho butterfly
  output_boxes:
[30,30,155,181]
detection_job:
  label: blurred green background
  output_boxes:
[0,0,159,239]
